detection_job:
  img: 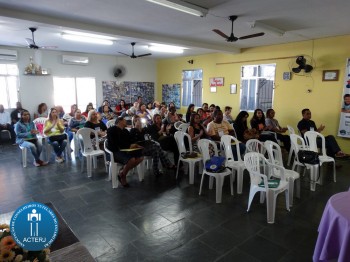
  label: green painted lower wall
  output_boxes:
[156,35,350,150]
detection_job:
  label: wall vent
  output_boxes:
[0,49,18,61]
[62,55,89,65]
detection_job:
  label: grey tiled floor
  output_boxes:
[0,142,349,261]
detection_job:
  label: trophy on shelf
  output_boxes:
[24,56,42,75]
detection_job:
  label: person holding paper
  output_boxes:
[107,116,143,187]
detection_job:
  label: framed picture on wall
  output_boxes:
[230,84,237,94]
[322,70,339,81]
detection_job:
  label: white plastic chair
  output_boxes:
[198,139,233,203]
[287,125,296,166]
[76,128,106,178]
[244,152,290,224]
[245,139,265,154]
[220,135,247,194]
[290,134,319,191]
[174,121,183,130]
[264,140,300,206]
[104,139,144,188]
[304,131,336,184]
[106,119,116,128]
[174,131,202,184]
[177,123,190,132]
[33,117,50,161]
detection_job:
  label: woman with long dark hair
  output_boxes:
[186,104,195,123]
[188,113,208,151]
[15,110,48,167]
[250,108,277,142]
[115,99,128,116]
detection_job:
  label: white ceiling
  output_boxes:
[0,0,349,58]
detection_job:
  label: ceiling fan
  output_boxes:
[25,27,57,49]
[213,15,265,42]
[118,42,152,58]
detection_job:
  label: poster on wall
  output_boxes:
[337,58,350,138]
[125,81,155,105]
[102,81,130,108]
[209,77,224,87]
[162,84,181,109]
[102,81,154,108]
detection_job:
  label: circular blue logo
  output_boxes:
[10,202,59,251]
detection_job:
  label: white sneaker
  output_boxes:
[33,161,40,167]
[55,157,63,163]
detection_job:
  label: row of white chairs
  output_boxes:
[174,129,336,223]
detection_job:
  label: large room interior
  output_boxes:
[0,0,350,261]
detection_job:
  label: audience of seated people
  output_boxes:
[5,98,349,177]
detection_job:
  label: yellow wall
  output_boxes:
[156,35,350,149]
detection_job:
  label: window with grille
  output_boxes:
[0,64,19,109]
[182,70,202,107]
[53,77,96,113]
[240,64,276,112]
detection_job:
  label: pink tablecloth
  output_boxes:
[313,191,350,262]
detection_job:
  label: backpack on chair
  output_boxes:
[205,156,226,173]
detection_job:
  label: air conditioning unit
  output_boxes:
[0,49,18,61]
[62,55,89,65]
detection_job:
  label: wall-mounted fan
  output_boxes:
[213,15,265,42]
[289,55,316,76]
[118,42,151,58]
[113,65,126,78]
[25,27,57,49]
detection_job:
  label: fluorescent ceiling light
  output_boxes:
[61,33,114,45]
[148,44,185,53]
[249,21,285,37]
[146,0,208,17]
